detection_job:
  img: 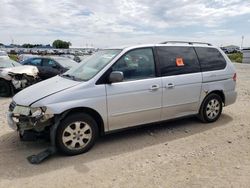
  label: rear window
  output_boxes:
[195,47,226,72]
[156,46,200,76]
[51,57,77,69]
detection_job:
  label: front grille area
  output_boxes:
[9,101,16,112]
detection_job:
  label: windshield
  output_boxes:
[62,49,122,81]
[50,57,77,69]
[0,57,21,68]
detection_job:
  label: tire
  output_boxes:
[56,113,98,155]
[0,79,11,97]
[199,93,223,123]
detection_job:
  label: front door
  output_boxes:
[106,48,162,130]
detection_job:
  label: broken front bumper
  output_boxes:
[7,112,17,131]
[7,112,54,132]
[7,102,54,132]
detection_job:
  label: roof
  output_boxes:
[223,45,240,48]
[107,41,216,51]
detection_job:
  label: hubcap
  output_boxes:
[62,121,92,150]
[206,99,220,119]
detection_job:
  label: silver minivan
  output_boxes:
[7,41,237,156]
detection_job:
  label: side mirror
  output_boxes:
[109,71,124,83]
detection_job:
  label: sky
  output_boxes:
[0,0,250,48]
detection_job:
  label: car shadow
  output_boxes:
[0,114,233,179]
[0,97,11,101]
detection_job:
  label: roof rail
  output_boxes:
[160,41,212,46]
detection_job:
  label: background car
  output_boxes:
[20,56,77,79]
[0,50,8,57]
[0,57,22,96]
[0,56,77,97]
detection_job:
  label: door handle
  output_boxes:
[167,83,175,89]
[209,74,217,77]
[149,84,160,91]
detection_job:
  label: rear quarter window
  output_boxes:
[195,47,226,72]
[156,46,200,76]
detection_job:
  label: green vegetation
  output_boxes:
[8,54,18,62]
[227,53,243,63]
[22,44,43,48]
[52,40,71,49]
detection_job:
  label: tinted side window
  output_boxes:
[29,58,42,66]
[22,59,30,65]
[157,46,200,76]
[195,47,226,71]
[112,48,155,81]
[43,59,58,68]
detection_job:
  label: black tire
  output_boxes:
[199,93,223,123]
[56,113,98,155]
[0,79,11,97]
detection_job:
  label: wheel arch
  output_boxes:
[198,90,225,123]
[59,107,105,136]
[207,90,225,105]
[0,78,14,96]
[199,89,225,113]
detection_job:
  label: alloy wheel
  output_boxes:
[62,121,92,150]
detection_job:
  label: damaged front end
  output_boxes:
[7,65,40,90]
[7,101,54,136]
[9,73,39,90]
[8,101,59,164]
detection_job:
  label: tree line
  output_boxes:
[0,40,72,49]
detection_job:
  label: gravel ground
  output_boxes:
[0,63,249,188]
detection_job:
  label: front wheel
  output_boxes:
[56,113,98,155]
[0,80,12,97]
[199,93,223,123]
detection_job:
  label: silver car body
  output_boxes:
[9,43,237,132]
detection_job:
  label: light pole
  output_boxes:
[241,36,244,50]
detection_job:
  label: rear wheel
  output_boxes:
[56,113,98,155]
[199,93,223,123]
[0,80,11,97]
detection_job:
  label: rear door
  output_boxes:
[106,48,163,130]
[156,46,202,120]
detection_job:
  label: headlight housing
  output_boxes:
[12,104,47,117]
[30,107,46,117]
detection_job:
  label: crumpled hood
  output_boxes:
[8,65,39,76]
[0,67,12,80]
[13,76,81,106]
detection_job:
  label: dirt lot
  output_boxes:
[0,63,249,188]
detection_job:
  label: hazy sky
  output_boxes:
[1,0,250,48]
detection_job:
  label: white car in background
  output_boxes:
[0,57,39,97]
[1,56,78,97]
[0,50,8,57]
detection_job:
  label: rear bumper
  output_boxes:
[224,90,237,106]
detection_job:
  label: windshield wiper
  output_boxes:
[61,74,76,80]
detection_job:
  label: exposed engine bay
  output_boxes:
[0,65,40,90]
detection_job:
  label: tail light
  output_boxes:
[233,73,237,82]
